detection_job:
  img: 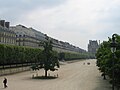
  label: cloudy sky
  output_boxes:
[0,0,120,50]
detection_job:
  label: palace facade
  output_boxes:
[88,40,99,55]
[0,19,86,53]
[0,20,16,45]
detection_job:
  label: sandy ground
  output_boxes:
[0,59,112,90]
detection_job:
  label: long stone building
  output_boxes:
[10,25,46,47]
[0,20,16,45]
[0,19,87,53]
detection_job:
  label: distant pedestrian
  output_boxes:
[3,77,8,88]
[87,62,90,65]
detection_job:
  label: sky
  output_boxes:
[0,0,120,50]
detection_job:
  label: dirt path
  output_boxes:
[0,59,111,90]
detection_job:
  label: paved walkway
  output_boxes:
[0,59,112,90]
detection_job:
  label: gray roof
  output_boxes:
[10,25,46,40]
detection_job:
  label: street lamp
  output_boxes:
[110,34,117,90]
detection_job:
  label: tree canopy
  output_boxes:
[96,34,120,86]
[40,37,60,77]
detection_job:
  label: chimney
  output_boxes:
[5,22,10,29]
[0,20,5,27]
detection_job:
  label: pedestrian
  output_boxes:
[3,77,8,88]
[87,62,90,65]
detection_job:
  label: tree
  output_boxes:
[96,34,120,86]
[40,36,60,77]
[59,52,65,61]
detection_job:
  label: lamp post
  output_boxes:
[110,34,117,90]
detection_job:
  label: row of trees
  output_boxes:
[96,34,120,86]
[59,52,93,61]
[0,46,91,66]
[0,44,42,65]
[0,38,92,77]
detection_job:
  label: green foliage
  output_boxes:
[96,34,120,85]
[31,64,39,71]
[0,44,42,65]
[59,52,91,61]
[58,52,65,60]
[39,38,60,77]
[0,42,90,67]
[0,44,4,64]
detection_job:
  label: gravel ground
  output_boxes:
[0,59,112,90]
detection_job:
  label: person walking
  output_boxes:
[3,77,8,88]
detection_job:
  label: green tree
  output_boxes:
[96,34,120,86]
[40,37,60,77]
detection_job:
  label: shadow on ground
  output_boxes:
[32,76,58,80]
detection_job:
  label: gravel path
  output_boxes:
[0,59,111,90]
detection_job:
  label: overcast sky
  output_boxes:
[0,0,120,50]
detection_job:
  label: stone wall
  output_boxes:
[0,66,30,76]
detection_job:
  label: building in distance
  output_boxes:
[88,40,99,58]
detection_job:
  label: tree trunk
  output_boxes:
[45,69,47,77]
[103,72,106,80]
